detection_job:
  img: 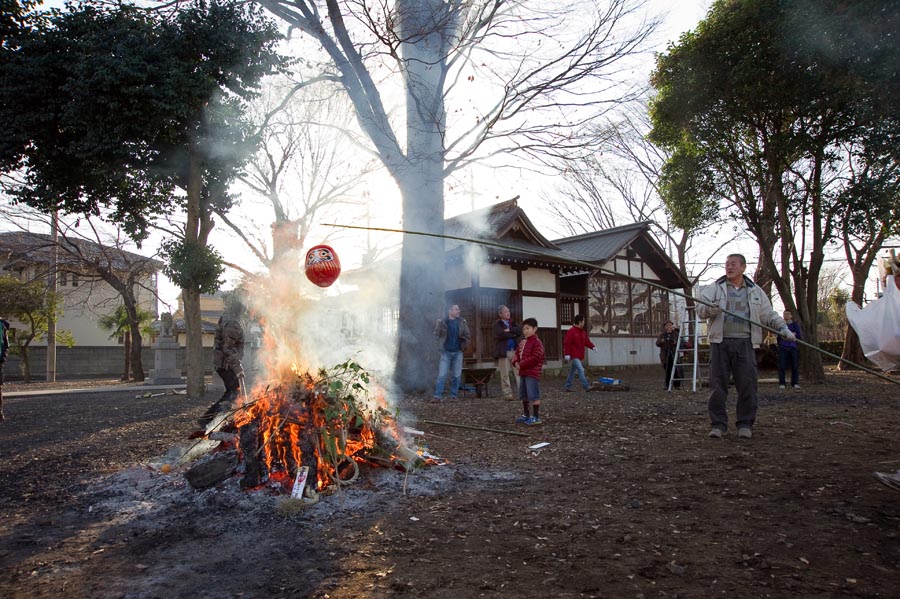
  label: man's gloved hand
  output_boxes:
[780,328,796,342]
[564,355,571,361]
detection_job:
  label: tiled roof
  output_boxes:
[0,231,163,273]
[554,222,693,289]
[444,198,559,250]
[442,198,589,271]
[552,222,652,264]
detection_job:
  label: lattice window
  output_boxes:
[632,282,651,335]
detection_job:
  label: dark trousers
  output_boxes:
[708,338,758,431]
[216,367,241,402]
[777,346,799,386]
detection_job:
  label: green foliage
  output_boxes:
[98,304,155,339]
[0,0,287,241]
[160,238,225,295]
[649,0,900,226]
[0,274,73,379]
[817,288,851,342]
[656,142,720,231]
[0,275,62,342]
[311,359,385,484]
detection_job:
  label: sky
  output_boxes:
[188,0,717,310]
[10,0,798,313]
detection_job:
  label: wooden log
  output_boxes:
[185,453,237,490]
[239,420,265,489]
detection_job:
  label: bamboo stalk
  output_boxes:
[420,419,530,437]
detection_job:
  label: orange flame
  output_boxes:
[234,373,400,492]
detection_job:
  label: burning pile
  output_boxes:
[190,360,420,497]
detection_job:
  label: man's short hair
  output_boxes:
[573,314,585,325]
[522,317,538,328]
[726,253,747,265]
[497,304,509,315]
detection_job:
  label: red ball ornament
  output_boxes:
[304,244,341,287]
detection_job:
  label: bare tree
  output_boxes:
[546,97,731,285]
[217,78,374,275]
[257,0,661,390]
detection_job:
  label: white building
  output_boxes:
[0,231,161,347]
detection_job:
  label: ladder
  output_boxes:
[667,305,708,392]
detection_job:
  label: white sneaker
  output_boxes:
[738,427,752,439]
[793,384,801,392]
[708,428,724,439]
[779,385,785,390]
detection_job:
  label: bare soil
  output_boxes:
[1,366,899,599]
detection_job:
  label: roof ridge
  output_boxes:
[552,221,651,244]
[444,197,519,223]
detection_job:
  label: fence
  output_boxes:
[2,346,216,382]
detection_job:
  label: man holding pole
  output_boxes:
[698,254,795,439]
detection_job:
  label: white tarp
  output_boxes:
[846,278,900,371]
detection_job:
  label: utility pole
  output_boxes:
[46,210,58,382]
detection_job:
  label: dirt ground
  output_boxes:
[1,366,899,599]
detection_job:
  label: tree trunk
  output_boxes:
[20,345,31,383]
[839,275,868,370]
[799,317,824,382]
[753,240,775,297]
[122,330,131,381]
[129,324,144,381]
[840,325,864,368]
[271,219,301,265]
[393,0,453,393]
[183,288,205,398]
[121,293,145,381]
[182,146,211,400]
[394,172,445,393]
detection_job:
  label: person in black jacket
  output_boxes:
[493,305,521,400]
[655,319,684,391]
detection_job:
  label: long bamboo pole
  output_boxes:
[420,419,530,437]
[325,223,900,387]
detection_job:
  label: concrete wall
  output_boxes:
[2,346,216,381]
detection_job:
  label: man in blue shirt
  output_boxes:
[433,304,471,402]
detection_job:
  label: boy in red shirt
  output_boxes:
[562,314,595,392]
[511,318,545,425]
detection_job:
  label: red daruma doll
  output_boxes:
[304,244,341,287]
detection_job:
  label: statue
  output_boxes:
[160,312,174,338]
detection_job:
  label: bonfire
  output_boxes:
[186,360,424,500]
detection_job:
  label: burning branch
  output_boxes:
[231,359,407,494]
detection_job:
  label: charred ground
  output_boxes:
[1,367,898,598]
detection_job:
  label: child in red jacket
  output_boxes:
[563,314,595,392]
[511,318,545,425]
